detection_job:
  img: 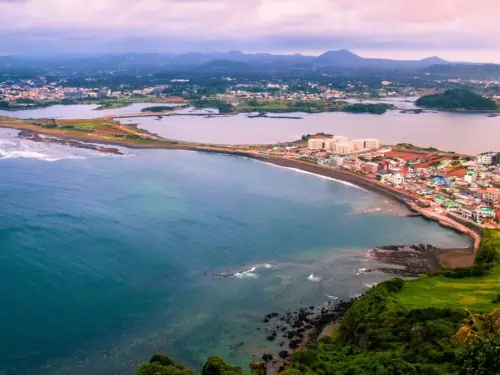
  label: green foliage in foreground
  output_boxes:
[137,354,266,375]
[416,89,498,111]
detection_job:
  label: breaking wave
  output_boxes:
[308,273,322,282]
[0,139,86,162]
[233,263,273,279]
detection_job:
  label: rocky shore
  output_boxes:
[17,130,123,155]
[369,244,445,277]
[258,298,355,373]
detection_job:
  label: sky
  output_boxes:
[0,0,499,62]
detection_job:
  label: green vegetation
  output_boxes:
[396,266,500,312]
[93,100,132,110]
[416,89,498,111]
[139,230,500,375]
[284,230,500,374]
[192,99,235,114]
[300,133,333,142]
[344,103,392,114]
[141,106,176,113]
[234,100,391,115]
[136,354,265,375]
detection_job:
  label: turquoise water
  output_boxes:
[0,135,471,375]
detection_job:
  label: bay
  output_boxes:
[0,133,470,374]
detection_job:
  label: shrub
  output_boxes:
[202,356,244,375]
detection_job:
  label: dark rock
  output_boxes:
[279,350,290,359]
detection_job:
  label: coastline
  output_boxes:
[0,123,481,259]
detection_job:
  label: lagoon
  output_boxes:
[1,101,498,154]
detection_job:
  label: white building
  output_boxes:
[331,135,349,143]
[388,173,404,186]
[334,142,355,155]
[352,138,380,151]
[352,139,365,151]
[476,152,499,165]
[308,139,324,150]
[464,171,476,184]
[323,139,335,151]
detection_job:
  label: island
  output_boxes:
[416,89,498,111]
[140,106,177,113]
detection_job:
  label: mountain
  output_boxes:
[0,50,452,74]
[315,49,364,66]
[313,50,448,69]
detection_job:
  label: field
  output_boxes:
[396,265,500,312]
[397,229,500,312]
[0,116,168,145]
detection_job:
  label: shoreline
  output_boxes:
[0,124,481,259]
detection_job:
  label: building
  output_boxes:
[329,156,345,167]
[352,138,380,151]
[464,171,476,184]
[307,138,324,150]
[476,152,500,165]
[457,205,475,220]
[475,207,496,223]
[64,91,85,99]
[334,141,355,155]
[362,162,379,174]
[387,173,404,186]
[331,135,349,143]
[323,139,335,151]
[482,188,500,205]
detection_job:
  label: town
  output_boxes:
[257,135,500,227]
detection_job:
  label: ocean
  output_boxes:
[0,129,471,374]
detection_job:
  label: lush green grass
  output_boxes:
[396,266,500,312]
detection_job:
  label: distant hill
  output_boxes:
[313,50,448,69]
[416,89,498,111]
[422,63,500,79]
[315,49,364,66]
[0,50,456,76]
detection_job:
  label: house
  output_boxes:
[388,173,404,186]
[456,205,475,220]
[464,171,476,184]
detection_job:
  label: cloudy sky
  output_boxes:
[0,0,499,62]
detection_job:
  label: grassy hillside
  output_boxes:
[396,266,500,312]
[283,230,500,375]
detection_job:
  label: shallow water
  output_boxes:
[131,109,500,154]
[0,131,470,374]
[1,100,499,154]
[0,103,179,119]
